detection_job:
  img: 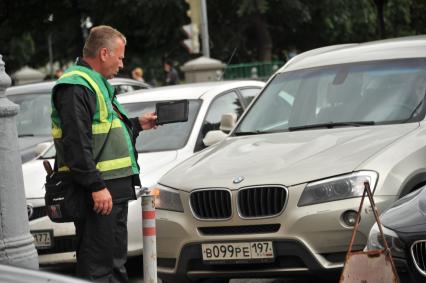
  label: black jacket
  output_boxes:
[52,58,141,203]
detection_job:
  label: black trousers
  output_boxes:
[74,202,129,283]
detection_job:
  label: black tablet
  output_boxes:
[155,100,189,125]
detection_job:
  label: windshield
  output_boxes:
[123,100,201,152]
[8,93,51,137]
[236,59,426,135]
[41,143,56,159]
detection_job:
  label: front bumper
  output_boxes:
[156,184,395,282]
[159,239,343,283]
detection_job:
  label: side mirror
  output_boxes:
[34,142,52,157]
[219,113,237,133]
[202,113,238,147]
[203,130,228,147]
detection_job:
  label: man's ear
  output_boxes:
[99,47,108,62]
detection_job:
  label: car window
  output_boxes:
[115,85,137,95]
[200,91,244,139]
[8,93,52,137]
[236,59,426,134]
[123,100,201,152]
[41,143,56,159]
[239,88,261,106]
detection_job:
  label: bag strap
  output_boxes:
[344,181,399,275]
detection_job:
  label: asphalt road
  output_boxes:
[42,257,338,283]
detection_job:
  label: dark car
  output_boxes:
[366,187,426,283]
[6,78,151,163]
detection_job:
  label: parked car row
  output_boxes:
[6,77,151,163]
[8,35,426,283]
[20,80,265,265]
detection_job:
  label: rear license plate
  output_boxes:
[31,230,53,249]
[202,241,274,263]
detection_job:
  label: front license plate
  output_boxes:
[31,230,53,249]
[202,241,274,263]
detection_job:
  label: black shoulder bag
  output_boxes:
[44,161,90,223]
[44,130,111,223]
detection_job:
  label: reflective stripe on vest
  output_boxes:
[52,118,123,138]
[96,156,132,172]
[60,156,132,172]
[60,70,108,123]
[58,166,70,172]
[52,70,112,138]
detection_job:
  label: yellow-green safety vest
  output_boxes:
[51,65,139,180]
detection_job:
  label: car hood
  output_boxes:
[139,150,179,188]
[159,124,418,190]
[381,187,426,233]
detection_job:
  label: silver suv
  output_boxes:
[153,36,426,283]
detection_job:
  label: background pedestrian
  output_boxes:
[131,67,145,82]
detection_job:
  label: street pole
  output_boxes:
[47,33,53,79]
[200,0,210,58]
[0,55,39,269]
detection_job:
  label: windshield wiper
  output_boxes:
[288,121,375,132]
[403,100,424,122]
[234,130,265,136]
[18,134,34,137]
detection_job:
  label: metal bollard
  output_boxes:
[142,190,158,283]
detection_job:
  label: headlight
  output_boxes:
[298,171,378,206]
[151,184,184,212]
[366,223,405,258]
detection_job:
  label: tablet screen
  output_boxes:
[156,100,189,125]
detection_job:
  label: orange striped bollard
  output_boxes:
[142,191,157,283]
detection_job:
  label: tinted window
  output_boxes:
[239,88,261,106]
[237,59,426,134]
[41,143,56,159]
[115,85,137,94]
[201,91,243,138]
[8,93,51,137]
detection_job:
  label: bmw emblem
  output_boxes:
[27,204,34,219]
[233,176,245,184]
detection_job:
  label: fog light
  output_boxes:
[342,210,359,226]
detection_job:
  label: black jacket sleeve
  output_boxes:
[129,117,142,139]
[53,84,106,193]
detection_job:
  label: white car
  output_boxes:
[7,78,151,163]
[152,36,426,283]
[25,80,264,264]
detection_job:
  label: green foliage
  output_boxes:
[0,0,425,80]
[237,0,269,16]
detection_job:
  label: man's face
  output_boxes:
[100,37,125,79]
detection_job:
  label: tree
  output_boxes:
[237,0,272,61]
[372,0,387,38]
[1,0,426,78]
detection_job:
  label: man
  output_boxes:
[51,25,157,282]
[163,60,179,85]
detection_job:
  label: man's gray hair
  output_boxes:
[83,25,127,58]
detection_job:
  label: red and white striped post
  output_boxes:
[142,192,157,283]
